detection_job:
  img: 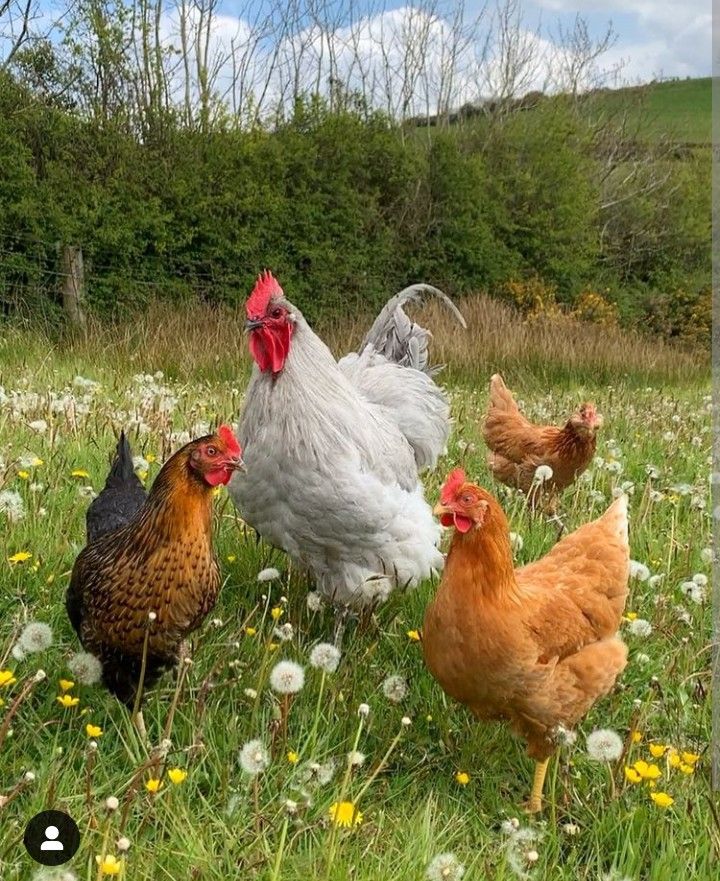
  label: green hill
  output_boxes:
[588,77,711,145]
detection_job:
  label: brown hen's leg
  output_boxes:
[523,758,550,813]
[133,710,148,743]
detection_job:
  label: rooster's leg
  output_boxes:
[523,758,550,813]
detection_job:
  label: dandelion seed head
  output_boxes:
[116,837,131,853]
[627,618,652,637]
[629,561,650,581]
[586,728,623,762]
[105,796,119,811]
[306,591,324,612]
[358,702,370,717]
[347,750,366,767]
[269,660,305,694]
[19,622,53,653]
[257,567,281,582]
[67,652,103,685]
[239,739,270,775]
[533,465,553,483]
[309,642,341,673]
[274,623,295,642]
[426,852,466,881]
[0,489,25,522]
[692,573,708,586]
[382,674,408,703]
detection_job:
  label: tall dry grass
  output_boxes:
[1,293,707,387]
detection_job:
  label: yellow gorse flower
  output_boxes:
[86,724,103,738]
[0,670,18,687]
[96,855,122,875]
[56,695,80,708]
[329,801,363,828]
[59,679,75,692]
[650,791,674,808]
[71,469,90,478]
[406,629,421,641]
[168,768,188,785]
[8,551,32,564]
[455,771,470,786]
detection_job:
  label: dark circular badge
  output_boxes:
[23,810,80,866]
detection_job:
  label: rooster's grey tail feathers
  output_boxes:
[359,284,466,375]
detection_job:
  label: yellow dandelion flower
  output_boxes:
[668,750,681,768]
[624,766,642,784]
[631,730,642,743]
[96,855,122,875]
[649,743,666,758]
[56,695,80,708]
[329,801,363,828]
[287,751,300,764]
[406,629,421,641]
[455,771,470,786]
[17,470,30,480]
[31,457,44,467]
[71,469,90,478]
[59,679,75,692]
[625,612,638,621]
[681,752,700,765]
[633,760,661,780]
[650,791,674,809]
[268,642,279,651]
[270,606,283,621]
[168,768,188,785]
[46,574,55,585]
[86,724,103,738]
[145,778,162,793]
[146,453,157,463]
[137,470,148,482]
[426,715,433,722]
[8,551,32,564]
[677,762,694,775]
[227,555,236,563]
[0,670,18,688]
[245,626,257,636]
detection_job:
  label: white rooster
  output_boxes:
[229,271,465,624]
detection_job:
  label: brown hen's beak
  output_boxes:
[245,318,264,331]
[433,502,452,517]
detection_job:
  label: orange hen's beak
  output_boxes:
[433,502,452,517]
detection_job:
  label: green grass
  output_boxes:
[0,329,714,881]
[587,77,711,145]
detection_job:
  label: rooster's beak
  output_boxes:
[245,318,264,331]
[433,502,452,517]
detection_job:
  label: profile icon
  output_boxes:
[40,824,64,852]
[23,810,80,866]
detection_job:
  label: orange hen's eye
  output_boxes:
[461,494,474,504]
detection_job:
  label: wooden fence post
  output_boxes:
[61,245,86,329]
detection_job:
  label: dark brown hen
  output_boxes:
[66,426,244,719]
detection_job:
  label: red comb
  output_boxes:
[218,424,242,457]
[246,270,283,318]
[440,468,466,505]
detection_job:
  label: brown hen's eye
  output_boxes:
[206,447,217,457]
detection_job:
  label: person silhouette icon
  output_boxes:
[24,809,80,866]
[40,825,64,851]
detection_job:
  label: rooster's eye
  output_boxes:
[206,447,217,457]
[271,307,283,319]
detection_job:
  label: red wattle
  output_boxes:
[204,467,233,487]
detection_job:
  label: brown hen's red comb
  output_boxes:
[440,468,466,505]
[218,424,242,457]
[246,270,283,318]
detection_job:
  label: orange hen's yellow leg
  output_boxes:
[524,758,550,814]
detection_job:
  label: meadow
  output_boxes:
[0,301,713,881]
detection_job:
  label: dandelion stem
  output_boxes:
[270,814,289,881]
[0,674,42,752]
[354,723,405,805]
[302,669,326,758]
[324,714,365,881]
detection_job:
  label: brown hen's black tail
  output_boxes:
[85,431,147,543]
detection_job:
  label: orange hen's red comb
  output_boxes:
[218,424,242,457]
[246,270,283,318]
[440,468,466,504]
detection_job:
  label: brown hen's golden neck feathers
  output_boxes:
[445,495,519,602]
[143,444,215,539]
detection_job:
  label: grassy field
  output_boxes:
[0,306,714,881]
[587,77,711,145]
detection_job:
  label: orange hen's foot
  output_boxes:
[522,758,550,814]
